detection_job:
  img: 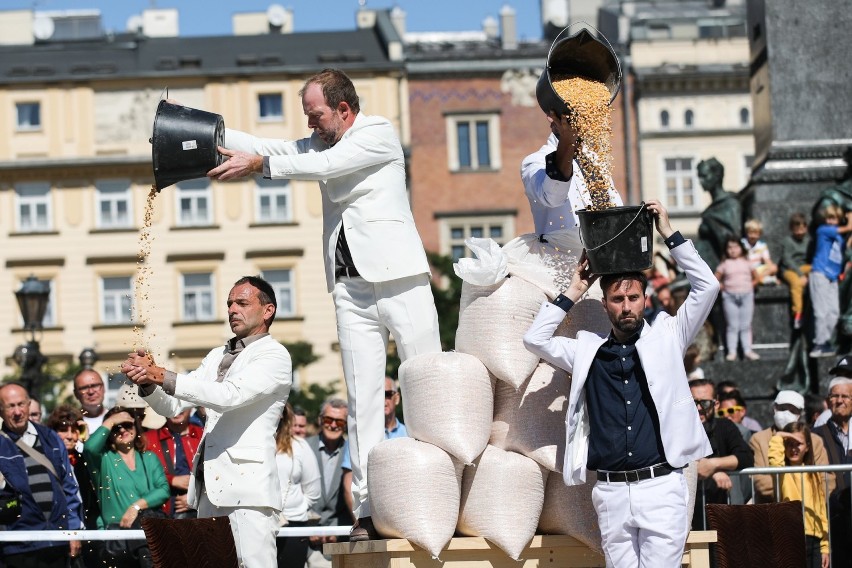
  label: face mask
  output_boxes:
[773,410,799,430]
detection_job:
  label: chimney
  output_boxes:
[390,6,406,37]
[483,15,499,40]
[142,8,178,37]
[500,4,517,50]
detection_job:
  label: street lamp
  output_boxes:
[14,275,50,394]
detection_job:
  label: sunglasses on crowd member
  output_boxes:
[320,416,347,429]
[110,421,136,434]
[716,405,744,417]
[384,390,397,399]
[694,399,715,411]
[56,422,87,434]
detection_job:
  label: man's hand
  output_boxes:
[565,250,599,302]
[69,540,81,559]
[645,199,674,239]
[121,349,166,387]
[171,474,190,491]
[548,111,579,178]
[174,494,190,514]
[207,147,263,181]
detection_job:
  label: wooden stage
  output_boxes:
[326,531,717,568]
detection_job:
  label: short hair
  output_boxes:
[822,204,843,221]
[46,404,83,431]
[318,397,348,418]
[789,213,807,229]
[689,378,716,397]
[828,377,852,391]
[233,275,277,322]
[0,382,30,406]
[718,390,746,408]
[716,380,738,393]
[744,219,763,233]
[300,68,360,114]
[292,405,307,418]
[600,272,648,299]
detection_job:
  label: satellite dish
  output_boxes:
[267,4,287,27]
[32,15,55,41]
[126,14,144,33]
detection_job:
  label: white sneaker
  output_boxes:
[745,351,760,361]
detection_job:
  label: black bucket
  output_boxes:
[150,100,225,192]
[535,24,622,116]
[577,204,653,275]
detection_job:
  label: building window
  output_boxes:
[96,180,133,229]
[739,107,750,126]
[16,102,41,131]
[101,276,133,324]
[663,157,699,210]
[258,93,283,121]
[175,180,212,227]
[446,113,501,172]
[15,182,52,233]
[684,109,694,128]
[181,272,214,321]
[261,269,295,317]
[660,110,670,128]
[441,216,512,262]
[255,178,292,223]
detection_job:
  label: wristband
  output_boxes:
[132,504,141,512]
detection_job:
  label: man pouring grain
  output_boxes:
[524,200,718,567]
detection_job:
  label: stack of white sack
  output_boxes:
[367,437,464,558]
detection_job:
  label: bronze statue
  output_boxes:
[695,158,743,271]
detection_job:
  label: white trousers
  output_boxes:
[333,273,441,518]
[591,470,689,568]
[198,492,279,568]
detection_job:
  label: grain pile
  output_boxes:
[132,186,158,350]
[551,75,614,211]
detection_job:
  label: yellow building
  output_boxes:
[0,8,406,401]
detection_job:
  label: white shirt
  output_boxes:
[276,437,322,522]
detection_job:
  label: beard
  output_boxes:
[612,312,643,334]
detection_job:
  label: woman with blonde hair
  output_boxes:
[275,403,321,568]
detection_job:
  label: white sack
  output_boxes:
[455,277,545,389]
[452,237,508,286]
[490,361,570,472]
[399,352,493,464]
[457,445,546,560]
[538,469,602,555]
[503,230,583,300]
[369,438,464,558]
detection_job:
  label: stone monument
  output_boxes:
[695,157,743,272]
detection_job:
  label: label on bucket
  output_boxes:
[182,140,198,150]
[641,236,648,252]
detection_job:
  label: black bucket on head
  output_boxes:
[577,204,653,275]
[536,24,622,116]
[150,100,225,192]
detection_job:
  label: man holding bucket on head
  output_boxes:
[204,68,441,542]
[524,200,719,567]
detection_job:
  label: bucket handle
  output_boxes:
[580,202,648,253]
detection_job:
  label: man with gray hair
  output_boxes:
[306,398,349,568]
[813,358,852,567]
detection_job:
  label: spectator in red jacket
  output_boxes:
[143,406,203,518]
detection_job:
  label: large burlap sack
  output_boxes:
[369,438,464,558]
[538,470,602,555]
[490,361,570,472]
[503,230,583,299]
[457,445,547,560]
[455,277,545,389]
[399,352,493,463]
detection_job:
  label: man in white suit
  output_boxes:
[206,68,441,540]
[122,276,292,567]
[524,200,718,567]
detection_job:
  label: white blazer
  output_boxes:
[142,335,292,509]
[524,239,718,485]
[225,113,431,292]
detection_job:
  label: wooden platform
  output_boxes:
[325,532,717,568]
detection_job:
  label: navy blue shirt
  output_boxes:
[552,230,687,471]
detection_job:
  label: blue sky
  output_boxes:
[6,1,544,40]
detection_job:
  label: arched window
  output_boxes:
[684,109,694,127]
[740,107,750,125]
[660,110,670,128]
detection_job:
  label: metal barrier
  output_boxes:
[0,525,352,542]
[696,463,852,568]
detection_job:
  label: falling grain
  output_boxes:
[132,186,158,351]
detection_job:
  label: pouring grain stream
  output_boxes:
[551,75,614,211]
[132,186,158,351]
